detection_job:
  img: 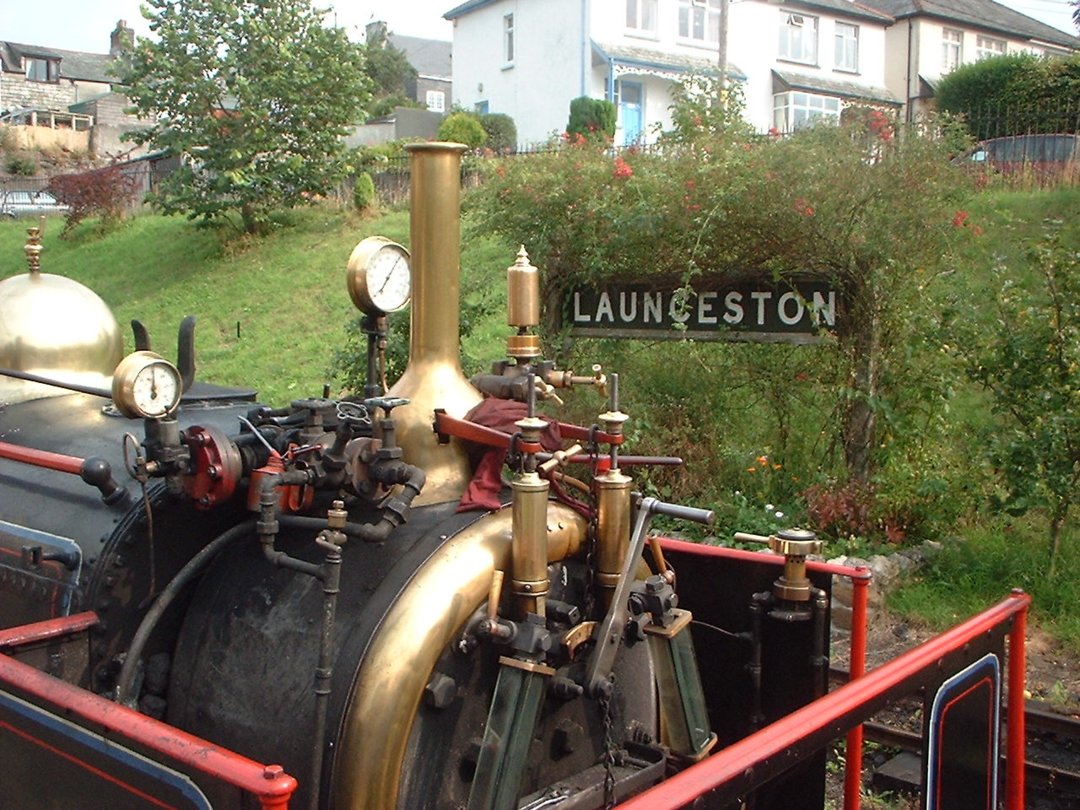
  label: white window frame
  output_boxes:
[834,22,858,73]
[779,12,819,65]
[626,0,659,35]
[942,28,963,71]
[24,56,59,83]
[426,90,446,113]
[678,0,722,44]
[976,35,1006,60]
[773,91,840,132]
[503,13,515,65]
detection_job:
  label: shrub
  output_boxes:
[46,165,139,236]
[478,113,517,153]
[437,112,486,149]
[566,96,616,141]
[937,53,1080,139]
[352,171,376,213]
[5,152,38,176]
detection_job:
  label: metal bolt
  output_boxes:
[263,764,284,780]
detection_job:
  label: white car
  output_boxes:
[0,190,70,218]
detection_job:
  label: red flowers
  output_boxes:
[794,198,814,217]
[952,209,969,228]
[613,156,633,179]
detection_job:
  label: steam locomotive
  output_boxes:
[0,143,1028,810]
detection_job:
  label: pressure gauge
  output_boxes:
[112,351,183,419]
[347,236,412,315]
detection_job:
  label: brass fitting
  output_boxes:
[511,471,551,618]
[768,527,823,602]
[594,467,633,610]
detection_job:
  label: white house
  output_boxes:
[859,0,1080,120]
[444,0,900,143]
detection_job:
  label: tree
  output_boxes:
[437,111,486,148]
[954,239,1078,578]
[566,97,616,141]
[363,24,421,118]
[118,0,371,234]
[478,113,517,153]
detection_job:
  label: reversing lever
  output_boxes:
[584,496,713,698]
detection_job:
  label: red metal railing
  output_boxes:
[0,613,298,809]
[616,589,1030,810]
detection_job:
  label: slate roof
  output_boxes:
[773,69,901,103]
[781,0,893,24]
[0,41,115,84]
[592,41,747,81]
[387,33,452,79]
[444,0,501,19]
[860,0,1080,48]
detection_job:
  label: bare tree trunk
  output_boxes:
[843,286,880,486]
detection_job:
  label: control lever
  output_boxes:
[584,496,713,698]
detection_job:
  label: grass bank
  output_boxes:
[1,189,1077,651]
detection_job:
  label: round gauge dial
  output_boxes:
[112,351,183,419]
[347,236,411,315]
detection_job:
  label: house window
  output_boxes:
[426,90,446,113]
[475,101,490,114]
[627,0,658,34]
[24,56,59,83]
[834,22,858,72]
[503,14,515,64]
[942,29,962,71]
[773,91,840,132]
[976,35,1006,60]
[679,0,722,44]
[779,12,818,65]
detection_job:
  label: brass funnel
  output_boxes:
[387,142,482,505]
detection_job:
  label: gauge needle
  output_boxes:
[150,368,158,400]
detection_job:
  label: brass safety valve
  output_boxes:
[768,527,822,603]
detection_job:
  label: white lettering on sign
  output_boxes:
[698,291,718,325]
[596,292,614,323]
[750,291,772,325]
[643,292,662,323]
[723,291,743,324]
[778,292,804,325]
[570,285,840,336]
[812,291,835,326]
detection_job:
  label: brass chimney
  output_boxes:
[386,143,482,505]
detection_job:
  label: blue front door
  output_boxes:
[620,81,643,144]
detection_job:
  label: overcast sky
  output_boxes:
[1,0,1074,53]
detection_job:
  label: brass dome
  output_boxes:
[0,270,123,404]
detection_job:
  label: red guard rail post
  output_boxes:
[658,540,872,810]
[0,614,298,809]
[615,591,1030,810]
[844,567,870,810]
[1006,588,1028,810]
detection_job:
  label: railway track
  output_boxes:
[830,667,1080,803]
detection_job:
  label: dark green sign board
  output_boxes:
[567,281,841,344]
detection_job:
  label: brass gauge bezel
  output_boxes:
[346,236,412,315]
[111,351,183,419]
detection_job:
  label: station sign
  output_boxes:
[567,281,841,344]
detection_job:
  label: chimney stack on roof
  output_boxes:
[110,20,134,57]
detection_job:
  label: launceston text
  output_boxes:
[568,282,840,342]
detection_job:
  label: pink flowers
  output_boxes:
[613,156,633,179]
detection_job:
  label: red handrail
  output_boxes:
[616,591,1030,810]
[0,614,298,809]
